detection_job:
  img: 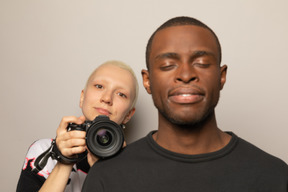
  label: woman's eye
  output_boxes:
[95,84,103,89]
[117,92,127,98]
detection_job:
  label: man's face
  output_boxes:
[80,64,136,124]
[142,25,227,126]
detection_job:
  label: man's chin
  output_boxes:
[162,112,201,126]
[161,109,212,128]
[171,118,202,127]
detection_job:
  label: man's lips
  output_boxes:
[95,108,111,116]
[168,87,204,104]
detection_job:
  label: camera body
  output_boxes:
[68,115,124,159]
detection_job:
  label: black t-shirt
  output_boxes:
[82,131,288,192]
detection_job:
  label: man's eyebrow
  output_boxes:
[154,51,217,61]
[190,51,217,61]
[154,52,180,60]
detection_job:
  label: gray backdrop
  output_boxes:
[1,0,287,191]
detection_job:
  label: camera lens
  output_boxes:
[96,129,112,146]
[86,115,124,158]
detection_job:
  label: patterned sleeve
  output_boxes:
[16,139,57,192]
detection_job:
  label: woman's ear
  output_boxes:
[122,108,136,124]
[79,90,84,108]
[141,69,151,94]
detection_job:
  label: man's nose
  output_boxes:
[175,62,198,83]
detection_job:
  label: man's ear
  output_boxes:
[79,90,84,108]
[141,69,151,94]
[122,108,136,124]
[220,65,228,90]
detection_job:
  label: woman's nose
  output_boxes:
[100,91,113,105]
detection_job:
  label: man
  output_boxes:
[82,16,288,191]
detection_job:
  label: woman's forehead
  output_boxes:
[90,65,135,90]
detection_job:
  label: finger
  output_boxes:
[56,129,86,149]
[66,138,86,148]
[57,116,86,136]
[57,135,86,155]
[61,146,87,157]
[67,130,86,139]
[56,116,86,156]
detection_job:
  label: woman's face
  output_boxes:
[80,64,136,124]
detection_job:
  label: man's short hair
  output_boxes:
[145,16,222,69]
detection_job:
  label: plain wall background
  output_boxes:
[1,0,287,191]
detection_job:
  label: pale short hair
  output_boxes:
[84,60,139,109]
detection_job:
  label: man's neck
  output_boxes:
[154,115,231,155]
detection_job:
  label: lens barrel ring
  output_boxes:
[86,116,124,158]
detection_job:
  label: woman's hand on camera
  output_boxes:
[56,116,86,158]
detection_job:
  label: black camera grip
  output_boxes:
[67,123,86,132]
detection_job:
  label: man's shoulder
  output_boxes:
[92,135,150,168]
[236,135,287,169]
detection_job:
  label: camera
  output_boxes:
[32,115,124,172]
[67,115,124,159]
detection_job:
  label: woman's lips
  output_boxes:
[95,108,111,116]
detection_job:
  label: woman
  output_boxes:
[16,60,139,192]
